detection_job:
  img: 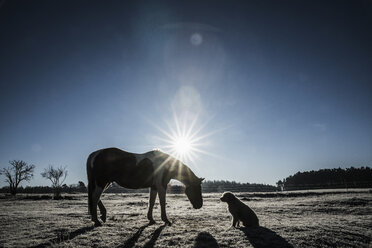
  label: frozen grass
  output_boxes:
[0,191,371,247]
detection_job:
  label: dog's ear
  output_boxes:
[226,192,235,202]
[220,192,227,200]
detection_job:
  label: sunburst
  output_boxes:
[173,135,192,156]
[150,111,215,164]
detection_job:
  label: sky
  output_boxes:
[0,0,372,187]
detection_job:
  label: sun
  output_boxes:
[168,129,199,162]
[173,135,193,157]
[148,111,216,163]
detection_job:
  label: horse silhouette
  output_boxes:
[86,147,204,226]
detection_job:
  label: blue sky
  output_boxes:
[1,0,371,187]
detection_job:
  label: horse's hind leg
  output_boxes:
[147,187,157,225]
[158,186,171,225]
[98,200,106,223]
[97,182,111,223]
[91,186,103,226]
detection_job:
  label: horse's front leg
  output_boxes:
[147,187,157,225]
[158,186,171,225]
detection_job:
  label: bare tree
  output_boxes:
[78,181,86,192]
[1,160,35,195]
[276,180,284,191]
[41,165,68,199]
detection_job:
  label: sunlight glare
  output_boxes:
[173,136,192,156]
[148,110,214,163]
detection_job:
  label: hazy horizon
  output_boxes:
[1,0,372,187]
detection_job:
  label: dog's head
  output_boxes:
[220,192,236,203]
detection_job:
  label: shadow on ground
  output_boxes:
[193,232,219,248]
[240,226,293,248]
[116,223,150,248]
[143,224,166,248]
[29,225,95,248]
[116,223,166,248]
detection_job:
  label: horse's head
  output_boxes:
[185,177,204,209]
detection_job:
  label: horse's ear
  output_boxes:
[200,177,205,183]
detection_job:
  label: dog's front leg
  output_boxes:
[232,215,239,227]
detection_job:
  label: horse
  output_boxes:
[86,147,204,226]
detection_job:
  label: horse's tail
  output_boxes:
[86,152,97,215]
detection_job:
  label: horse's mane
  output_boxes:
[146,150,199,184]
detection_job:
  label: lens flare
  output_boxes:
[190,33,203,46]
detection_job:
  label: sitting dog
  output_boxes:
[220,192,259,227]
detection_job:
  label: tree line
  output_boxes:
[277,166,372,191]
[201,180,277,193]
[0,182,87,194]
[2,160,371,196]
[101,180,278,193]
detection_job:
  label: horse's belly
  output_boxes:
[115,176,153,189]
[114,164,154,189]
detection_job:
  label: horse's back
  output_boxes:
[88,147,155,189]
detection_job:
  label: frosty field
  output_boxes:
[0,191,371,248]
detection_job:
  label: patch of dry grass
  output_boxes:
[0,191,371,247]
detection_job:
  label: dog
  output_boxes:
[220,192,259,227]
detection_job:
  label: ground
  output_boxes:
[0,190,371,247]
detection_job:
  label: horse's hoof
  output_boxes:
[148,220,156,225]
[164,220,172,226]
[94,221,102,227]
[100,215,106,223]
